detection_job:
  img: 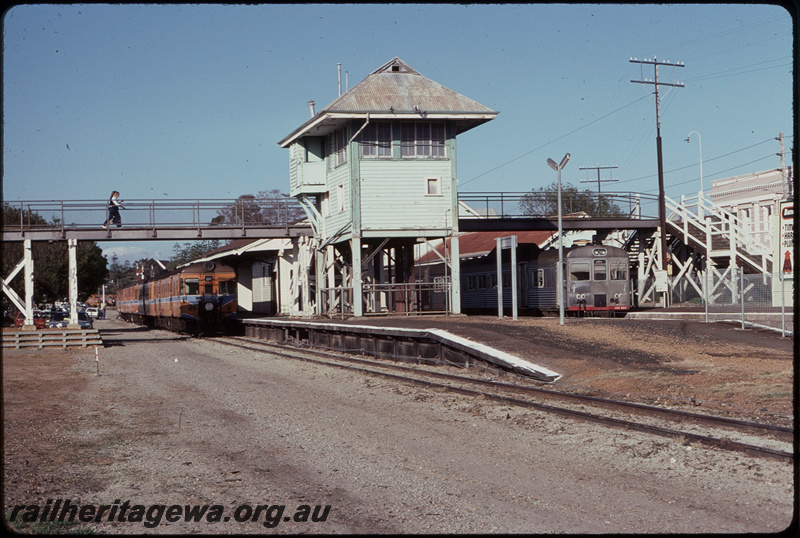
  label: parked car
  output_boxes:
[47,311,93,330]
[14,311,47,329]
[85,307,99,319]
[77,311,94,329]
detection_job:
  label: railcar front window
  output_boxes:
[610,262,628,280]
[593,259,607,281]
[183,278,200,295]
[569,263,590,281]
[219,280,236,295]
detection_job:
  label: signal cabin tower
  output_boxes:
[279,57,498,316]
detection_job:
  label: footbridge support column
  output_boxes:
[352,236,363,317]
[21,240,35,330]
[1,239,35,329]
[67,238,80,328]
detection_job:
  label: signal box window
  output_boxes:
[360,122,392,157]
[337,184,345,212]
[329,127,347,168]
[401,122,445,158]
[426,177,442,196]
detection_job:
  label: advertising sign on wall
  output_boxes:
[772,199,793,308]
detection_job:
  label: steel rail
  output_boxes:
[213,336,793,463]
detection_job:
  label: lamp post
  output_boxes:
[685,131,703,196]
[547,153,571,325]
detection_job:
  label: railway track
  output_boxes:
[212,335,794,464]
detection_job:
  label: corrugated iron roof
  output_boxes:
[279,57,498,147]
[323,57,498,115]
[417,231,556,265]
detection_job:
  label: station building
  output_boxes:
[278,57,498,316]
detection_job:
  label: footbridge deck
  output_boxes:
[2,198,312,242]
[4,192,660,241]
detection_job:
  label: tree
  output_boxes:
[2,203,108,303]
[170,240,225,267]
[214,189,305,226]
[520,182,625,218]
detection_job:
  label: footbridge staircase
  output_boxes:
[625,192,774,306]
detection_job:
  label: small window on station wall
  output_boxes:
[426,177,442,196]
[337,184,345,212]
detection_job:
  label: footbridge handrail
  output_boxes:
[458,191,660,219]
[664,192,773,274]
[2,197,305,232]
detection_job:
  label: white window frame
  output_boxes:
[337,184,345,212]
[323,192,331,217]
[401,122,446,158]
[359,122,392,158]
[329,127,347,168]
[425,177,442,196]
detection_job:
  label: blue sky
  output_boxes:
[3,3,794,263]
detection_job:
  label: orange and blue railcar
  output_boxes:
[117,261,237,333]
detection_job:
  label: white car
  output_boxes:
[85,307,99,319]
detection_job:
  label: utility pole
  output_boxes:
[777,132,792,199]
[630,57,684,272]
[579,165,618,215]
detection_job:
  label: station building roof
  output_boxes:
[279,57,498,147]
[416,231,556,266]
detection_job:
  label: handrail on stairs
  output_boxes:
[664,193,772,274]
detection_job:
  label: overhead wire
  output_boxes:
[459,93,652,188]
[640,154,780,194]
[461,14,790,191]
[616,137,783,190]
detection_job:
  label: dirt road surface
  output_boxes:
[3,316,795,534]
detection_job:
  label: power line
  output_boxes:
[638,154,780,194]
[616,137,781,185]
[460,94,651,187]
[687,60,792,82]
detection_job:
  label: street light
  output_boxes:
[685,131,703,196]
[547,153,571,325]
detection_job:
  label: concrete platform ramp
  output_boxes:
[240,318,561,382]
